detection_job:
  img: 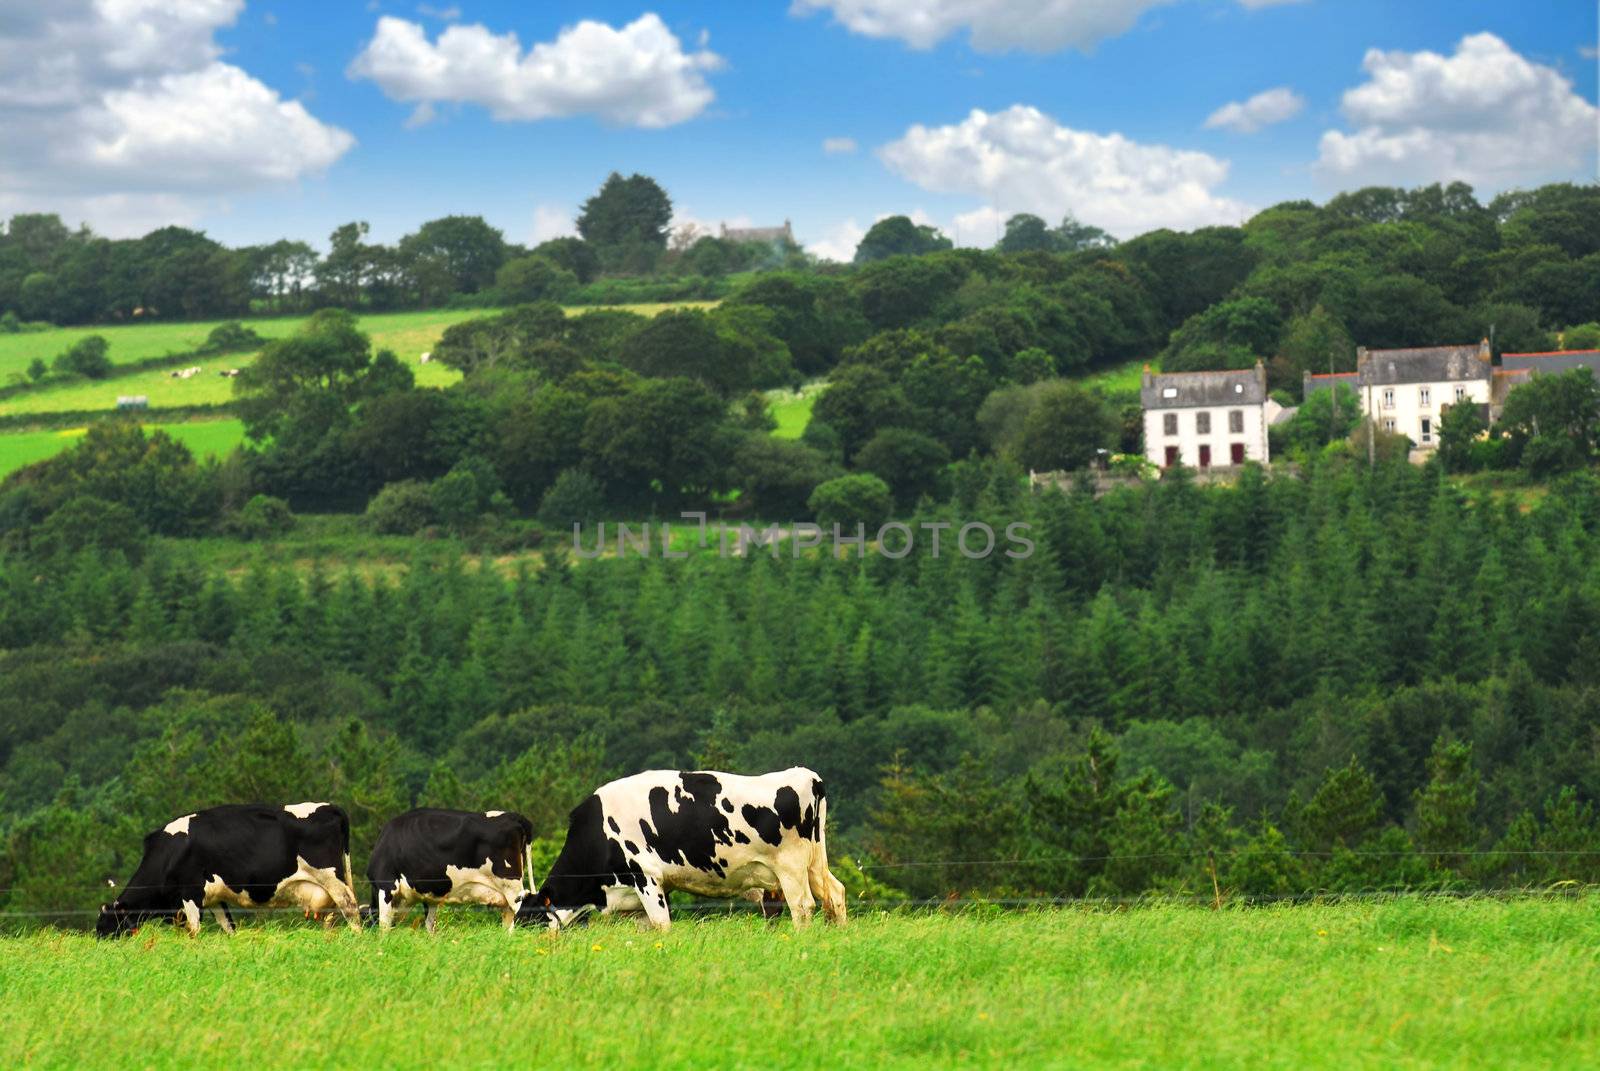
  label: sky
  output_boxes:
[1,0,1595,261]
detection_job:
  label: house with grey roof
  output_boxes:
[1142,361,1272,468]
[1493,349,1600,410]
[1302,341,1492,449]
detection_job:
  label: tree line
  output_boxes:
[4,457,1600,919]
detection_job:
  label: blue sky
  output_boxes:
[2,1,1595,258]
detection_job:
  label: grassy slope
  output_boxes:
[767,381,826,440]
[0,302,716,416]
[2,900,1596,1069]
[0,419,248,479]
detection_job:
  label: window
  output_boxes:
[1233,383,1243,394]
[1420,418,1432,444]
[1196,411,1211,435]
[1383,418,1396,433]
[1454,384,1467,402]
[1419,387,1431,407]
[1382,388,1395,409]
[1161,387,1177,399]
[1163,413,1177,436]
[1228,409,1244,434]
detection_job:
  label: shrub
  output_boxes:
[221,495,295,540]
[364,480,437,534]
[53,336,112,379]
[807,473,893,530]
[537,469,606,529]
[202,321,264,354]
[29,496,149,561]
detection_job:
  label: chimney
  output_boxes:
[1479,336,1492,361]
[1254,359,1266,394]
[1141,363,1153,390]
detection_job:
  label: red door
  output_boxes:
[1164,446,1179,468]
[1230,443,1245,465]
[1198,444,1211,468]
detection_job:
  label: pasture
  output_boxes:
[0,419,247,479]
[2,898,1596,1069]
[0,302,717,417]
[767,380,825,439]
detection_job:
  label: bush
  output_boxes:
[364,480,437,535]
[807,473,893,530]
[430,458,503,531]
[53,336,112,379]
[202,322,264,354]
[496,255,579,305]
[537,469,606,529]
[220,495,295,540]
[29,496,149,561]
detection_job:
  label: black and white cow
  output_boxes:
[366,808,534,932]
[96,802,359,937]
[517,767,847,931]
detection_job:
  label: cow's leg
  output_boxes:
[211,905,236,934]
[423,902,438,935]
[637,880,672,931]
[776,864,816,928]
[376,887,395,932]
[179,898,203,936]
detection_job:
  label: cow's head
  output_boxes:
[514,891,592,931]
[95,900,140,939]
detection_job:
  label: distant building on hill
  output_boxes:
[1303,340,1492,450]
[1493,349,1600,410]
[721,221,794,244]
[1141,361,1273,469]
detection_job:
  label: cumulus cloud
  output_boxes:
[806,218,866,262]
[878,105,1251,237]
[1204,87,1303,133]
[1315,33,1599,190]
[822,136,859,155]
[0,0,353,232]
[348,13,723,127]
[530,203,575,244]
[790,0,1177,53]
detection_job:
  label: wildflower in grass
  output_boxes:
[591,943,603,952]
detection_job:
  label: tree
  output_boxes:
[1276,305,1353,390]
[1163,298,1283,373]
[1054,213,1116,252]
[998,214,1055,253]
[1412,738,1478,873]
[537,468,606,528]
[852,216,953,265]
[495,255,577,305]
[532,237,600,284]
[1015,382,1117,472]
[52,335,111,379]
[580,377,731,507]
[576,172,673,272]
[1563,322,1600,350]
[1497,368,1600,475]
[811,364,910,461]
[235,308,379,447]
[855,427,951,508]
[728,435,840,518]
[1273,384,1362,455]
[1436,397,1487,473]
[807,473,892,530]
[399,215,508,295]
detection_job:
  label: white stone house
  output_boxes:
[1304,341,1492,450]
[1141,361,1271,469]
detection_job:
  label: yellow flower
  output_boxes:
[591,943,604,952]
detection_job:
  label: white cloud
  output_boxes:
[1315,33,1599,190]
[822,136,858,155]
[348,13,723,127]
[416,3,460,19]
[1204,86,1303,134]
[790,0,1177,53]
[1579,44,1597,61]
[806,218,866,262]
[530,203,575,244]
[950,205,1006,247]
[0,0,352,233]
[878,105,1251,237]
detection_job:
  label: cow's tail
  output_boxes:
[808,779,847,926]
[517,813,536,894]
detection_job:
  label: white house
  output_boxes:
[1304,341,1492,449]
[1141,361,1271,469]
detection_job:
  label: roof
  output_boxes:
[1500,350,1600,376]
[1357,343,1490,386]
[1303,371,1357,396]
[1141,364,1266,409]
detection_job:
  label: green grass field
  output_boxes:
[767,380,825,439]
[0,418,247,478]
[2,899,1595,1069]
[0,302,716,417]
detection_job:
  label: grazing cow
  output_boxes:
[96,803,359,937]
[517,767,846,931]
[366,809,534,933]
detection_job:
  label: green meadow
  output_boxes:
[0,419,247,479]
[2,899,1595,1069]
